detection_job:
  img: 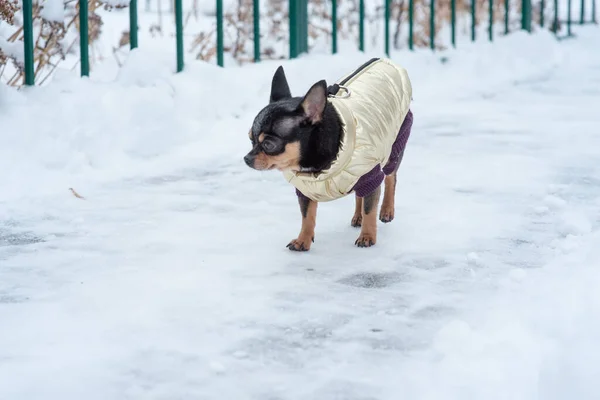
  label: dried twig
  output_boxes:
[69,188,85,199]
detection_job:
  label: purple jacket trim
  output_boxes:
[382,109,413,175]
[295,109,414,200]
[296,187,309,200]
[351,165,385,198]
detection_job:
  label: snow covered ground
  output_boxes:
[1,25,600,399]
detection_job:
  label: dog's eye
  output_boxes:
[262,139,278,153]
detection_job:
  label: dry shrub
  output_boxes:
[191,30,218,62]
[0,0,18,24]
[1,0,124,86]
[415,0,519,49]
[309,0,526,51]
[188,0,531,65]
[0,0,18,67]
[189,0,364,65]
[191,0,290,64]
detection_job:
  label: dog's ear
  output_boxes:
[299,80,327,124]
[269,66,292,103]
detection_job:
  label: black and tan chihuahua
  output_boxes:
[244,58,413,252]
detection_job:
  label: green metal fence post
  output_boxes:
[22,0,34,85]
[567,0,572,34]
[489,0,493,41]
[385,0,390,56]
[540,0,545,27]
[522,0,532,31]
[253,0,260,61]
[290,0,297,58]
[289,0,308,58]
[409,0,414,49]
[553,0,559,32]
[451,0,456,47]
[471,0,476,41]
[175,0,183,71]
[301,0,308,53]
[332,0,338,54]
[129,0,138,49]
[216,0,224,66]
[79,0,89,76]
[580,0,585,23]
[504,0,509,33]
[430,0,435,50]
[359,0,365,51]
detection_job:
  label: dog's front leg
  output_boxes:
[355,186,381,247]
[287,196,317,252]
[351,195,363,227]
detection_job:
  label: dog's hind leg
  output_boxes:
[380,152,403,223]
[351,195,363,227]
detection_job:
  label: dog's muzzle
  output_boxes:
[243,154,255,167]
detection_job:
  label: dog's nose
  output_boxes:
[243,154,253,167]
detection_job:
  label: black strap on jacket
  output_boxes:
[326,57,379,97]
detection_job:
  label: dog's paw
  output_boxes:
[355,233,376,248]
[286,235,314,252]
[379,205,395,223]
[351,213,362,227]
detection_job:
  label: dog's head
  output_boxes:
[243,66,327,171]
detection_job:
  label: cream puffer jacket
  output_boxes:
[282,58,413,202]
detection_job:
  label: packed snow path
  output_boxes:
[1,29,600,399]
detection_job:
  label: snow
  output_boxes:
[0,37,24,63]
[1,24,600,399]
[40,0,65,23]
[104,0,132,7]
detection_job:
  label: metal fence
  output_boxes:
[20,0,598,86]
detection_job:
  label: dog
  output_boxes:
[244,58,413,251]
